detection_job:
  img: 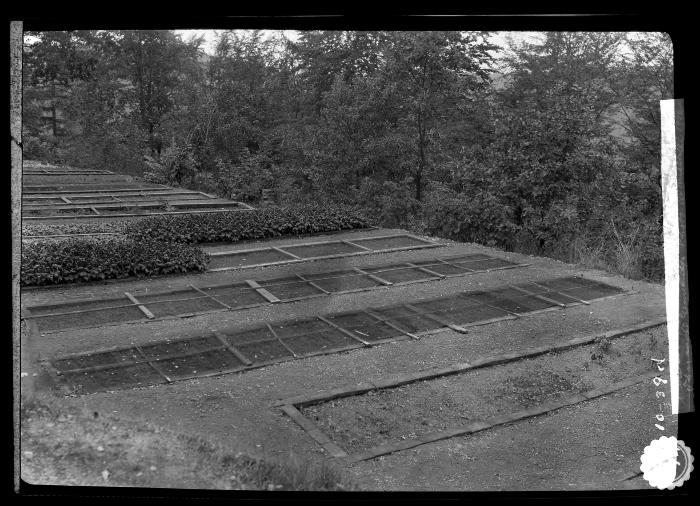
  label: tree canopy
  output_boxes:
[22,30,673,280]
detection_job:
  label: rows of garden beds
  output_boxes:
[21,205,372,287]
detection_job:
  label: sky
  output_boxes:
[175,29,298,54]
[174,29,544,56]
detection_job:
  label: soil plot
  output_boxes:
[300,327,666,455]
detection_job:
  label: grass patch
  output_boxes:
[20,392,355,491]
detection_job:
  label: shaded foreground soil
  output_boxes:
[303,327,668,454]
[20,393,354,491]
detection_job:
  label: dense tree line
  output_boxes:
[22,30,673,280]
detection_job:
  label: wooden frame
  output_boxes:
[39,286,642,396]
[23,254,533,334]
[23,205,256,220]
[274,319,666,461]
[207,233,442,272]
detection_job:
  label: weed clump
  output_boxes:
[591,336,620,361]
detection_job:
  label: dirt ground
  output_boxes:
[19,227,673,491]
[348,378,677,491]
[20,393,352,490]
[302,327,668,454]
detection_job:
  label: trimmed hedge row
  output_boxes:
[21,238,208,287]
[21,206,369,286]
[23,221,128,237]
[125,205,371,244]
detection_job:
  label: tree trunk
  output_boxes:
[51,103,58,137]
[415,113,426,201]
[50,82,58,137]
[414,169,422,201]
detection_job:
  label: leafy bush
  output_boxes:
[21,238,208,287]
[125,205,370,244]
[214,150,277,202]
[22,135,57,161]
[161,142,198,186]
[421,189,517,249]
[356,178,419,228]
[23,221,128,237]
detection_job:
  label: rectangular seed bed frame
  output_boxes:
[23,200,245,214]
[25,250,528,334]
[22,202,256,220]
[206,234,442,271]
[40,276,628,395]
[24,170,115,176]
[22,183,173,193]
[273,319,665,460]
[22,190,218,206]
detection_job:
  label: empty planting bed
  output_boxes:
[22,190,218,206]
[22,183,171,193]
[24,175,135,185]
[22,200,253,219]
[42,276,626,394]
[24,169,114,176]
[289,323,666,460]
[207,234,441,271]
[26,253,527,333]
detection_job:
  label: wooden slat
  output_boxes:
[296,274,330,294]
[404,262,445,279]
[434,256,475,272]
[134,345,173,383]
[124,292,155,319]
[403,303,468,334]
[274,246,302,259]
[363,309,421,340]
[189,284,233,309]
[342,239,372,251]
[280,404,348,458]
[265,323,300,357]
[245,279,281,303]
[509,284,566,307]
[213,331,253,365]
[531,282,591,304]
[352,267,393,286]
[317,315,370,345]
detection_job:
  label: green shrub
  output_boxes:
[421,189,517,249]
[22,221,128,237]
[21,237,208,287]
[125,205,370,244]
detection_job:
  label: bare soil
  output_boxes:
[302,327,667,454]
[348,379,677,491]
[20,393,353,490]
